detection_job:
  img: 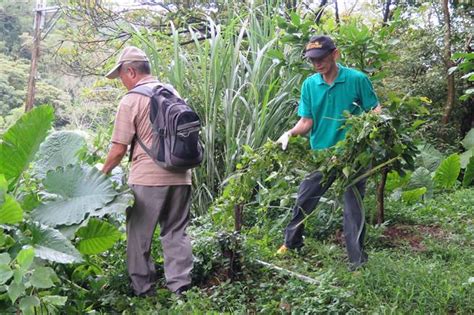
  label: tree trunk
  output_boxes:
[285,0,297,11]
[334,0,340,25]
[460,35,474,138]
[315,0,328,25]
[382,0,392,25]
[25,1,43,112]
[441,0,456,124]
[375,168,389,225]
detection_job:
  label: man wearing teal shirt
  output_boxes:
[276,35,381,270]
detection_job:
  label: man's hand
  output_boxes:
[102,143,128,175]
[276,131,292,150]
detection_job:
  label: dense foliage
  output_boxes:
[0,0,473,313]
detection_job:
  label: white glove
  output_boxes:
[94,163,104,171]
[276,131,292,150]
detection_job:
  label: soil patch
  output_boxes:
[381,224,446,251]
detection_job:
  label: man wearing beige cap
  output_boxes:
[276,35,381,271]
[102,46,193,296]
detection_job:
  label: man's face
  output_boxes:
[118,63,136,90]
[309,49,338,74]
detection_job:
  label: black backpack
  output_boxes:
[127,83,203,171]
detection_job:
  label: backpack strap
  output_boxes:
[125,83,173,163]
[126,85,154,162]
[126,84,154,98]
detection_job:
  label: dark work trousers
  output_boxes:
[284,171,368,267]
[127,185,193,295]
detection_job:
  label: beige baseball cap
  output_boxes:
[105,46,149,79]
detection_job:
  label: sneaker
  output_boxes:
[276,244,288,255]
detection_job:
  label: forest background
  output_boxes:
[0,0,473,313]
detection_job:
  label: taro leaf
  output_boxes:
[16,247,35,270]
[461,128,474,150]
[76,219,122,255]
[402,187,427,204]
[33,130,86,179]
[0,195,23,224]
[57,222,86,240]
[460,149,474,169]
[29,222,83,264]
[407,167,434,198]
[0,264,13,284]
[433,154,461,189]
[89,191,134,219]
[30,266,56,289]
[8,282,25,304]
[462,155,474,187]
[31,165,117,226]
[0,105,54,186]
[416,144,443,171]
[19,296,40,314]
[41,295,67,306]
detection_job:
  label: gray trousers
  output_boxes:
[284,171,368,266]
[127,185,193,295]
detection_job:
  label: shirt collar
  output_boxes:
[314,64,346,85]
[134,76,159,87]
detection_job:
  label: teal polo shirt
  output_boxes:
[298,64,379,150]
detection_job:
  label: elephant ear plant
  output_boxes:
[0,105,132,314]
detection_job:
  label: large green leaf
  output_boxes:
[30,266,56,289]
[402,187,427,204]
[0,253,11,264]
[0,194,23,224]
[16,247,35,270]
[31,165,117,226]
[0,105,54,186]
[0,264,13,284]
[76,218,122,255]
[433,154,461,189]
[407,167,434,198]
[460,149,474,169]
[416,144,443,172]
[462,155,474,187]
[19,296,40,314]
[89,191,134,219]
[41,295,67,306]
[33,130,86,179]
[385,170,411,192]
[461,128,474,150]
[29,223,83,264]
[8,282,25,304]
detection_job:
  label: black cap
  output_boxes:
[304,35,336,59]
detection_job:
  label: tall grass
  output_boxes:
[132,2,303,213]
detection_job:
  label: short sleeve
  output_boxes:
[111,97,136,145]
[297,80,312,118]
[358,75,379,112]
